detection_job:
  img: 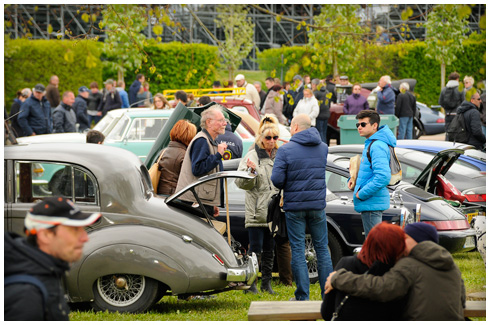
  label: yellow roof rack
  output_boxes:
[163,87,247,103]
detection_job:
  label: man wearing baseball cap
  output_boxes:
[17,83,53,136]
[325,222,466,320]
[73,86,91,132]
[235,74,261,110]
[5,197,101,321]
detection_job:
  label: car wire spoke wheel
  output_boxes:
[97,274,146,307]
[305,234,319,283]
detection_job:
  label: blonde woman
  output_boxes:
[235,114,280,295]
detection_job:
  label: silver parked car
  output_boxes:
[4,143,258,313]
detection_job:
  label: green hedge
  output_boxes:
[4,39,102,111]
[5,40,219,111]
[257,39,486,106]
[103,41,219,95]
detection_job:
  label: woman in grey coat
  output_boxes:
[235,114,280,295]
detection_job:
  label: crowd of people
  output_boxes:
[4,70,482,321]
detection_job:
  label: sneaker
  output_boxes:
[289,297,297,301]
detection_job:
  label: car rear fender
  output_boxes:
[326,218,357,250]
[67,225,229,301]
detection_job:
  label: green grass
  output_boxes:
[70,251,485,321]
[215,70,268,87]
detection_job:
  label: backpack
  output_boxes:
[442,88,460,111]
[5,274,48,319]
[447,112,469,143]
[367,139,402,185]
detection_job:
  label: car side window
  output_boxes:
[325,170,350,192]
[142,118,167,140]
[15,161,97,204]
[401,163,422,183]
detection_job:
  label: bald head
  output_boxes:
[290,114,311,135]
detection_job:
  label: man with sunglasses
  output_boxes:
[348,110,396,237]
[455,93,486,150]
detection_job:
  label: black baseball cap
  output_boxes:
[25,197,101,234]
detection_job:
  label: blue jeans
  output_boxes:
[247,227,274,255]
[285,210,333,301]
[397,116,413,139]
[361,210,383,237]
[315,119,329,144]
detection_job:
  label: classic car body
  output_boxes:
[329,145,486,207]
[4,143,258,313]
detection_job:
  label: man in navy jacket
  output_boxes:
[128,74,145,107]
[376,75,396,114]
[271,114,333,301]
[18,84,52,136]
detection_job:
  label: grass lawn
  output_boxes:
[215,70,268,87]
[70,251,485,321]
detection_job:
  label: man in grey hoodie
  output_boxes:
[439,72,464,139]
[325,223,466,321]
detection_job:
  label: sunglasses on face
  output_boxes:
[265,135,279,140]
[356,122,370,128]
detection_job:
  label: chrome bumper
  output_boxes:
[226,253,259,285]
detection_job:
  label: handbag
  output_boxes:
[148,149,166,191]
[267,189,288,238]
[348,154,361,190]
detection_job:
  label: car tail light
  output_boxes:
[423,220,469,231]
[436,118,445,123]
[213,254,225,266]
[465,194,486,202]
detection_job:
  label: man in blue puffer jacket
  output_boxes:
[348,110,394,237]
[271,114,333,301]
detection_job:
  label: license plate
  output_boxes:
[466,212,478,224]
[463,236,476,249]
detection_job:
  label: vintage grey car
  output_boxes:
[4,143,258,313]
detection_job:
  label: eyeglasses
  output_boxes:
[474,98,482,101]
[265,135,279,140]
[356,122,370,128]
[212,118,227,124]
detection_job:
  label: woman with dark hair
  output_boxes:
[235,114,281,295]
[87,81,103,126]
[157,120,197,195]
[321,222,406,321]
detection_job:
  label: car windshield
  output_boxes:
[106,115,130,141]
[93,113,121,134]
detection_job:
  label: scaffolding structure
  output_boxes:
[4,4,485,70]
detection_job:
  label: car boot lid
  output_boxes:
[412,148,464,191]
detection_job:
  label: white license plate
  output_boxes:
[463,236,476,249]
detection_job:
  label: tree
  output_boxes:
[307,4,366,77]
[101,4,149,82]
[425,4,471,90]
[215,5,255,80]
